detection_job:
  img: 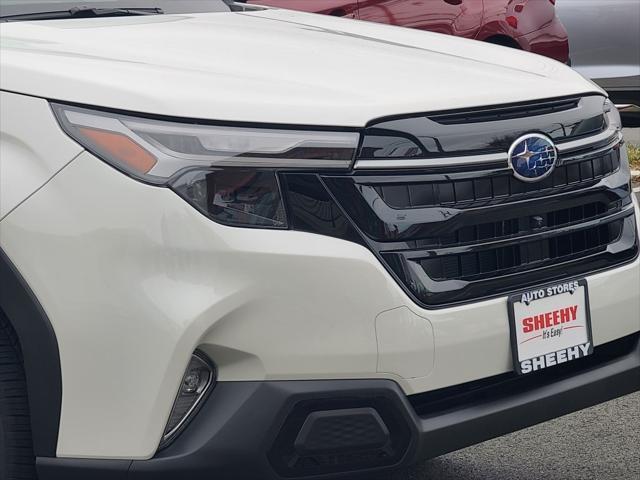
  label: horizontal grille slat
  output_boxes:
[376,153,619,209]
[429,201,610,248]
[420,222,620,281]
[428,98,581,125]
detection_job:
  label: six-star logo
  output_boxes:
[508,133,558,182]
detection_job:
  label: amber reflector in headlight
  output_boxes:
[161,352,215,448]
[51,103,359,229]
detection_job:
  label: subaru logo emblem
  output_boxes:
[508,134,558,182]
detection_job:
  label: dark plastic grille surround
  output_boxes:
[358,95,607,160]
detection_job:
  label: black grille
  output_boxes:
[322,144,637,306]
[294,408,389,454]
[376,153,619,209]
[268,396,411,477]
[442,201,610,247]
[282,96,638,307]
[418,221,622,281]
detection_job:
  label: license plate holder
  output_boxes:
[508,279,594,375]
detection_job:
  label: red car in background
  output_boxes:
[245,0,569,63]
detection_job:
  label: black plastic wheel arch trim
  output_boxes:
[0,248,62,457]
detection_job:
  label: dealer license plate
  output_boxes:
[508,279,593,375]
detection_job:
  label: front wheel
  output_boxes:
[0,312,36,479]
[484,35,522,50]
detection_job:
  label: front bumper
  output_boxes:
[1,152,639,461]
[37,332,640,479]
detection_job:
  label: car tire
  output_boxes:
[485,35,522,50]
[0,312,36,480]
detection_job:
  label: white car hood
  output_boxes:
[0,8,602,126]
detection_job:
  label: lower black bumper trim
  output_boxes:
[37,333,640,480]
[417,334,640,460]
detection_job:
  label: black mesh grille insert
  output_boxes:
[268,395,411,477]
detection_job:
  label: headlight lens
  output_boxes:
[604,98,623,131]
[172,169,288,228]
[51,103,359,228]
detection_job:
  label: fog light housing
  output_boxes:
[160,351,215,448]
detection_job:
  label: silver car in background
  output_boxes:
[557,0,640,124]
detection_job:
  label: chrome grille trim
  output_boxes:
[353,126,622,170]
[556,126,621,153]
[354,152,506,170]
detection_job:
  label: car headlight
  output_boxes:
[51,103,359,228]
[602,100,631,177]
[604,98,622,131]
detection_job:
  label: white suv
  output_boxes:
[1,1,638,479]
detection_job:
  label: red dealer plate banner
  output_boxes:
[508,279,594,375]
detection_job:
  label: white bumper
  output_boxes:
[1,152,639,460]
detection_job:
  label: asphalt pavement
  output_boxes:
[393,392,640,480]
